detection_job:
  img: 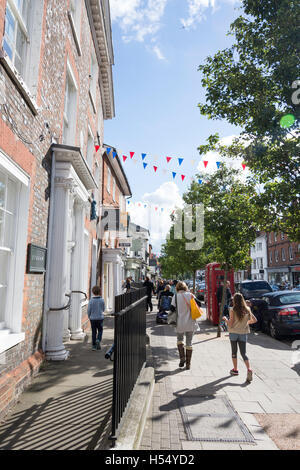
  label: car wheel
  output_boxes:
[269,321,281,339]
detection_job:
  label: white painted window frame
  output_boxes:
[63,60,78,146]
[86,124,94,170]
[106,165,111,194]
[0,150,30,353]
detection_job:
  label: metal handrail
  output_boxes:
[48,291,87,311]
[49,293,71,311]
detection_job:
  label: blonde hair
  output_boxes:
[232,293,250,320]
[176,281,188,292]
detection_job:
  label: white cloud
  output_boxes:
[110,0,168,43]
[128,182,183,253]
[152,45,166,61]
[181,0,239,29]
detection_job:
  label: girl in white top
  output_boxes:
[223,293,257,382]
[170,281,198,370]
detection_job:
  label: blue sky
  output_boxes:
[105,0,243,253]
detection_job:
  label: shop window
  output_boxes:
[289,246,294,261]
[269,251,273,264]
[275,250,279,262]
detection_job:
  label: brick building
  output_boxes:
[99,146,131,313]
[0,0,114,418]
[266,232,300,286]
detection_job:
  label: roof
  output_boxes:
[263,290,298,297]
[103,145,132,196]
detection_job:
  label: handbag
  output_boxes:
[182,293,203,320]
[167,294,178,326]
[190,296,203,320]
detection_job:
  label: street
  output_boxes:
[140,301,300,450]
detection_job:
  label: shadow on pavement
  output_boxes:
[0,379,113,450]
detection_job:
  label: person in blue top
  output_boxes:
[88,285,105,351]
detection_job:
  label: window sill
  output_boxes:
[0,51,39,116]
[0,332,25,355]
[68,12,82,56]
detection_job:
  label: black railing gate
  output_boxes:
[110,288,147,445]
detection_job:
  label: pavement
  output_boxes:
[0,316,115,450]
[140,301,300,451]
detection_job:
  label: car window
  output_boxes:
[278,293,300,305]
[242,282,272,291]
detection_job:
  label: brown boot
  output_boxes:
[177,343,185,368]
[186,349,192,370]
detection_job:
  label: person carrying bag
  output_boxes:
[169,281,198,370]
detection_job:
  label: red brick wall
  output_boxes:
[0,0,104,419]
[267,232,299,268]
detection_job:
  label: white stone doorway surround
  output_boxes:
[43,145,97,361]
[102,249,124,314]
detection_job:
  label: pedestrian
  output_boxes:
[158,284,174,312]
[143,276,155,312]
[169,281,199,370]
[88,285,105,351]
[156,279,165,302]
[123,277,131,293]
[222,292,257,382]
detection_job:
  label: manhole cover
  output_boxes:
[178,395,255,443]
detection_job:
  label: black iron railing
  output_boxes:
[115,287,147,313]
[110,288,147,446]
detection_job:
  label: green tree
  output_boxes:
[184,165,259,336]
[198,0,300,241]
[160,212,214,289]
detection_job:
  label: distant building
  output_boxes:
[250,232,268,281]
[267,232,300,286]
[124,221,150,282]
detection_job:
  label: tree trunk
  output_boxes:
[217,267,228,338]
[193,270,196,294]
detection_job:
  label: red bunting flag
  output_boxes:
[242,163,247,170]
[155,207,158,211]
[153,166,158,172]
[130,152,135,159]
[166,157,172,163]
[123,155,127,162]
[181,175,185,181]
[203,161,208,168]
[95,145,100,153]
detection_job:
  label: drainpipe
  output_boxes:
[42,147,56,352]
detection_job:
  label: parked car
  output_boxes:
[293,285,300,291]
[196,282,206,301]
[237,280,273,300]
[252,291,300,339]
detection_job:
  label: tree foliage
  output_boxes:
[198,0,300,240]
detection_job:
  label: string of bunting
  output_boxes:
[95,145,247,183]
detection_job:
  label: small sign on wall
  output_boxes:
[27,244,47,274]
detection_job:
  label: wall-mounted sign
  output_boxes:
[27,244,47,273]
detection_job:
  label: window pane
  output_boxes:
[6,177,17,213]
[3,38,13,61]
[0,171,6,209]
[4,5,16,45]
[0,250,10,322]
[15,25,26,73]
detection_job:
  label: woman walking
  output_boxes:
[170,281,199,370]
[223,293,257,382]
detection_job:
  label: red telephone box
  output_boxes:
[205,263,235,325]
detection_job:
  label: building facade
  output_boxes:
[124,221,150,282]
[0,0,114,418]
[99,146,131,313]
[267,232,300,286]
[250,232,268,281]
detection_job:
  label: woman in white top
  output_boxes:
[170,281,198,370]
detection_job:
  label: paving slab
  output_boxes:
[140,303,299,451]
